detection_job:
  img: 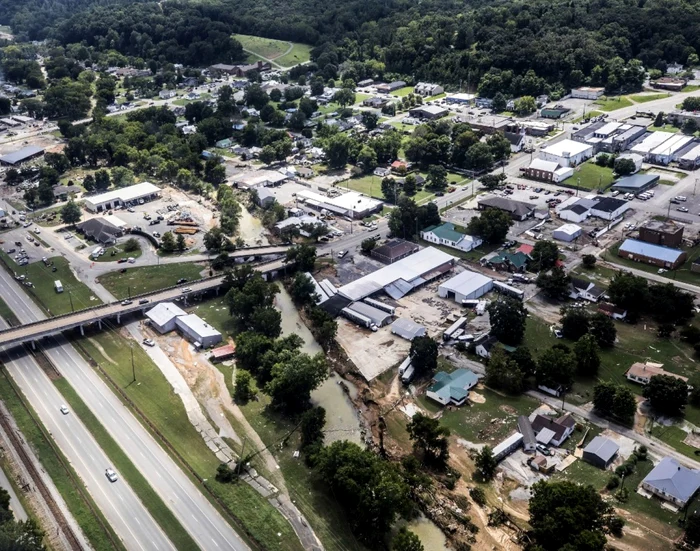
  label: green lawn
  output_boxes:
[53,379,198,550]
[241,396,370,551]
[341,175,434,203]
[594,96,635,112]
[650,124,681,133]
[573,110,603,123]
[629,93,672,104]
[187,297,237,337]
[93,245,143,263]
[234,34,311,67]
[0,374,125,551]
[0,254,102,315]
[391,86,415,97]
[353,93,371,106]
[562,162,615,191]
[604,241,700,286]
[98,263,206,299]
[75,332,304,551]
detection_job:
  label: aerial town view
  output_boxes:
[3,1,700,551]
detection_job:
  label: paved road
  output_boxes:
[0,268,251,551]
[0,319,174,550]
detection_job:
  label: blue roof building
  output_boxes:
[618,238,687,269]
[641,457,700,507]
[426,369,479,406]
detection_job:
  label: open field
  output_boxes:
[98,262,206,299]
[76,331,305,551]
[234,34,311,67]
[0,253,102,315]
[241,395,370,551]
[52,378,197,550]
[187,296,237,336]
[594,96,635,112]
[563,162,615,190]
[0,373,124,551]
[629,93,672,104]
[649,124,681,133]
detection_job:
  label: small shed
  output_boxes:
[391,318,426,341]
[582,436,619,469]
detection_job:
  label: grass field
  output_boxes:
[76,331,304,551]
[98,263,206,299]
[563,162,615,190]
[391,86,415,97]
[604,241,700,286]
[650,124,681,133]
[241,396,370,551]
[594,96,635,112]
[0,374,125,551]
[629,93,672,103]
[0,254,102,315]
[234,34,312,68]
[93,244,143,263]
[187,297,237,336]
[53,378,198,550]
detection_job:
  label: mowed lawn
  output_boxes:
[234,34,311,67]
[563,162,615,190]
[98,262,206,299]
[629,93,671,103]
[594,96,634,112]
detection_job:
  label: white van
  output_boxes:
[90,246,104,259]
[54,280,63,293]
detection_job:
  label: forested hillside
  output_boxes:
[5,0,700,93]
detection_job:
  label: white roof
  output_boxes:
[297,190,382,215]
[619,153,643,162]
[146,302,186,327]
[681,143,700,161]
[595,122,622,136]
[554,223,582,236]
[338,247,455,301]
[175,314,222,339]
[630,131,675,154]
[439,270,493,295]
[650,134,694,156]
[234,170,287,188]
[87,182,160,206]
[102,214,127,228]
[529,159,559,172]
[540,139,592,158]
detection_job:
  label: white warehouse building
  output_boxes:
[438,270,494,303]
[146,302,187,333]
[539,139,594,167]
[84,182,161,212]
[175,314,222,348]
[552,224,583,242]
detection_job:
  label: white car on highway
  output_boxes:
[59,405,69,415]
[105,468,118,483]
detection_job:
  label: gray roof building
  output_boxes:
[77,218,123,244]
[391,318,426,341]
[146,302,187,333]
[477,196,535,221]
[0,144,44,165]
[612,174,660,193]
[175,314,222,348]
[518,416,537,453]
[582,436,619,468]
[641,457,700,506]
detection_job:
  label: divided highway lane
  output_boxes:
[0,320,174,551]
[0,269,251,550]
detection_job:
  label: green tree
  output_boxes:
[60,199,82,226]
[361,238,377,253]
[466,208,513,244]
[266,350,328,412]
[307,307,338,349]
[528,480,613,551]
[324,133,352,168]
[426,165,447,190]
[685,514,700,548]
[176,233,186,252]
[589,312,617,348]
[654,111,665,128]
[333,88,355,107]
[361,111,379,130]
[560,307,590,340]
[529,240,559,271]
[357,146,378,173]
[475,446,497,481]
[94,169,111,191]
[392,528,424,551]
[536,345,576,390]
[233,370,256,403]
[643,375,689,416]
[536,267,571,300]
[574,334,600,376]
[160,231,176,252]
[615,158,636,176]
[406,413,450,469]
[465,142,493,171]
[479,173,507,191]
[608,271,648,320]
[403,174,417,196]
[491,92,507,113]
[513,95,537,115]
[289,273,318,305]
[581,254,597,268]
[381,177,399,203]
[300,406,326,456]
[123,238,140,252]
[409,336,438,377]
[487,298,527,345]
[286,244,317,271]
[485,346,525,394]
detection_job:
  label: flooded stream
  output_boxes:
[237,208,269,246]
[275,287,363,445]
[404,514,451,550]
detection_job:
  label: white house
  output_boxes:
[540,139,594,167]
[414,83,444,97]
[420,222,482,252]
[426,369,479,406]
[159,89,176,100]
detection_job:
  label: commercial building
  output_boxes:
[390,318,426,341]
[420,222,482,252]
[344,302,393,327]
[589,197,630,221]
[641,457,700,507]
[413,83,444,96]
[582,436,619,469]
[84,182,161,212]
[438,270,493,303]
[611,173,659,195]
[614,153,644,174]
[0,144,44,166]
[375,81,406,93]
[466,115,513,135]
[638,220,684,248]
[625,361,689,385]
[371,239,419,264]
[337,246,456,301]
[146,302,188,333]
[297,190,383,219]
[552,224,582,242]
[571,87,605,100]
[445,93,475,104]
[557,198,595,223]
[175,314,222,348]
[617,238,686,269]
[652,77,686,92]
[648,134,694,165]
[540,106,570,119]
[408,105,448,120]
[539,139,593,167]
[76,218,124,245]
[477,196,535,221]
[232,170,288,189]
[679,143,700,169]
[522,159,573,183]
[630,131,676,159]
[426,369,479,406]
[254,187,277,208]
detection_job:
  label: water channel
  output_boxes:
[237,207,270,246]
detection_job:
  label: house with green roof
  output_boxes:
[426,368,480,406]
[421,222,483,253]
[484,251,528,272]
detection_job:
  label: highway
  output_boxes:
[0,267,251,550]
[0,318,174,551]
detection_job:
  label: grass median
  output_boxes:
[98,263,206,300]
[52,378,198,551]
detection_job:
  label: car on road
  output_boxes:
[33,228,40,234]
[121,300,133,306]
[676,196,687,202]
[181,287,192,293]
[337,250,347,258]
[59,405,69,415]
[677,207,689,213]
[142,338,155,347]
[117,258,127,263]
[105,468,118,483]
[138,299,149,305]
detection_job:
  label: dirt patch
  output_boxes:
[469,391,486,404]
[500,405,517,415]
[683,431,700,449]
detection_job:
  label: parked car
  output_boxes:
[121,300,133,306]
[677,207,689,213]
[138,299,149,305]
[554,329,563,339]
[337,250,347,258]
[537,444,553,456]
